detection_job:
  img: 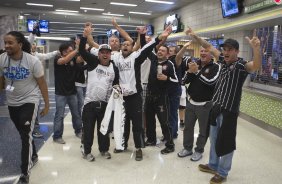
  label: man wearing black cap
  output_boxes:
[186,27,261,184]
[78,28,119,161]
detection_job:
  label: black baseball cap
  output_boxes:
[99,44,112,52]
[220,39,239,50]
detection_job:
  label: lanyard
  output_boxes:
[7,56,23,87]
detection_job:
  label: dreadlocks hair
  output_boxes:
[6,31,31,54]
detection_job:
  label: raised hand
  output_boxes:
[85,22,92,27]
[111,17,118,27]
[83,26,93,37]
[162,25,172,38]
[185,26,195,36]
[183,41,192,49]
[136,26,147,34]
[245,29,261,49]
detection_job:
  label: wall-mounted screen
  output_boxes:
[164,14,179,33]
[27,19,49,33]
[221,0,243,18]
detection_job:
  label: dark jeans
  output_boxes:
[82,101,110,154]
[123,93,145,149]
[168,94,180,138]
[145,94,174,148]
[8,103,38,175]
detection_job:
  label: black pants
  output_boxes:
[8,103,38,175]
[145,94,174,148]
[82,101,110,154]
[123,93,145,149]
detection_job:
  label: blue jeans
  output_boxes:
[76,86,86,115]
[208,114,234,178]
[53,94,82,139]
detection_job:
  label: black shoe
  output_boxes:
[18,174,29,184]
[145,140,156,146]
[160,136,166,142]
[161,147,175,155]
[32,131,44,138]
[31,155,38,168]
[135,149,143,161]
[179,122,185,130]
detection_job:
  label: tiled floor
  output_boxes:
[11,114,282,184]
[1,87,282,184]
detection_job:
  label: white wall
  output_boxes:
[0,15,17,49]
[152,0,281,61]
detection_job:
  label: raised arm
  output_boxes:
[84,22,99,49]
[57,49,78,65]
[245,31,261,73]
[34,50,59,61]
[186,27,221,60]
[135,26,172,64]
[112,17,134,43]
[78,27,99,68]
[175,41,191,67]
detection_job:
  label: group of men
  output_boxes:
[0,18,261,184]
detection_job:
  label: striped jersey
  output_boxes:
[212,55,249,113]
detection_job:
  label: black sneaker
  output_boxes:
[113,147,127,153]
[32,131,43,138]
[161,147,175,155]
[160,136,166,142]
[145,140,156,146]
[179,122,185,131]
[135,149,143,161]
[18,174,29,184]
[31,155,38,168]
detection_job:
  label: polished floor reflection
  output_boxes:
[1,91,282,184]
[25,115,282,184]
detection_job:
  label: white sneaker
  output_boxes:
[190,151,202,161]
[83,153,95,162]
[177,149,193,158]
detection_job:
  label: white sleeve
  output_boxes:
[90,48,98,56]
[28,33,35,44]
[35,51,59,61]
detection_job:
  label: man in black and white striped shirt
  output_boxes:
[187,27,261,184]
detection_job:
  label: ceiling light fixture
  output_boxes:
[129,12,151,15]
[80,7,104,11]
[110,2,137,6]
[55,9,79,13]
[102,13,124,17]
[26,3,53,7]
[145,0,174,5]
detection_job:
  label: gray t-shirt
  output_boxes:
[0,52,44,106]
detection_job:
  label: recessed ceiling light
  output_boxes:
[102,13,124,17]
[129,12,151,15]
[145,0,174,5]
[110,2,137,6]
[26,3,53,7]
[55,9,79,13]
[80,7,104,11]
